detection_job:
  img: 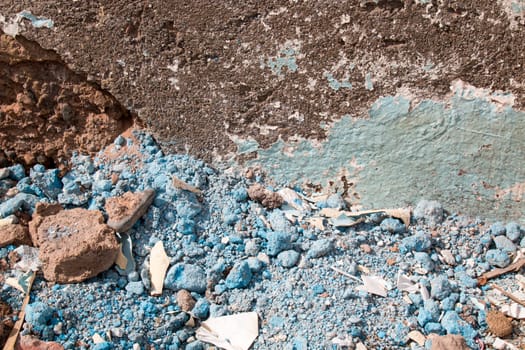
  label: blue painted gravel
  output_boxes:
[1,130,524,349]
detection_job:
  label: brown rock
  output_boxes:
[105,189,155,232]
[486,310,513,337]
[176,289,196,312]
[35,208,119,283]
[16,335,64,350]
[430,334,469,350]
[0,223,31,248]
[28,202,63,246]
[247,184,283,209]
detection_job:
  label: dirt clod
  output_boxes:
[248,183,283,209]
[0,223,31,248]
[176,289,196,312]
[486,310,513,338]
[430,334,469,350]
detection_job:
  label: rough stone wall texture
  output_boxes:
[0,1,524,220]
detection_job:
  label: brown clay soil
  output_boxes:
[1,1,524,163]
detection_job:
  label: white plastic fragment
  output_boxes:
[149,241,170,296]
[5,270,35,294]
[408,330,426,346]
[493,338,518,350]
[196,312,259,350]
[92,333,105,344]
[359,276,388,297]
[277,188,311,212]
[420,284,430,301]
[0,215,18,226]
[356,342,367,350]
[306,217,325,230]
[439,249,457,266]
[397,274,419,293]
[0,10,53,37]
[501,302,525,319]
[115,233,135,275]
[470,297,486,311]
[13,245,41,272]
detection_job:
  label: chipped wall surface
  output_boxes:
[244,81,525,223]
[1,1,524,221]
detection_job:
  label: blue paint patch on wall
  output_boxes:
[246,88,525,222]
[324,72,352,91]
[267,47,298,76]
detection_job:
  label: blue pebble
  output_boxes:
[380,218,406,234]
[8,164,26,180]
[493,235,517,253]
[490,222,506,236]
[277,250,300,268]
[165,263,207,293]
[185,341,204,350]
[0,193,39,218]
[423,299,440,320]
[430,276,452,300]
[485,249,511,268]
[424,322,443,334]
[506,222,522,242]
[391,322,409,345]
[292,336,308,350]
[417,308,433,327]
[192,298,210,319]
[441,310,462,334]
[408,293,423,307]
[246,257,263,272]
[312,284,325,295]
[266,231,291,256]
[114,135,126,146]
[232,187,248,202]
[125,281,145,295]
[93,342,113,350]
[225,260,252,289]
[399,233,432,253]
[25,302,55,333]
[455,271,478,288]
[307,239,334,259]
[440,293,459,311]
[414,252,434,271]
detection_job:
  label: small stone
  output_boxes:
[325,194,346,209]
[192,298,210,319]
[247,183,283,209]
[277,250,300,268]
[266,231,291,257]
[380,218,406,234]
[485,249,511,268]
[360,244,372,253]
[505,222,522,242]
[176,290,196,312]
[165,263,207,293]
[493,235,516,253]
[105,189,155,232]
[430,276,452,300]
[413,200,444,225]
[490,222,506,236]
[430,334,469,350]
[400,233,432,253]
[307,239,334,259]
[0,223,31,248]
[125,281,145,295]
[25,302,55,333]
[486,310,513,337]
[225,260,252,289]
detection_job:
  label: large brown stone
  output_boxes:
[28,202,63,246]
[16,335,64,350]
[34,208,119,283]
[0,223,31,248]
[430,334,469,350]
[105,189,155,232]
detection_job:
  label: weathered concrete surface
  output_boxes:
[246,81,525,222]
[0,2,524,220]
